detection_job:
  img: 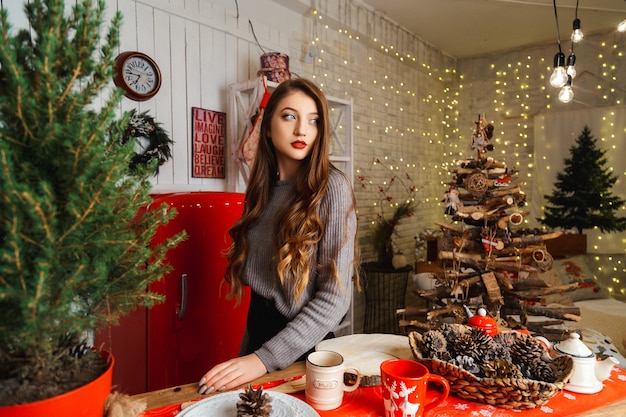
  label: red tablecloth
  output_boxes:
[141,366,626,417]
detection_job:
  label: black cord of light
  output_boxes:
[569,0,577,58]
[553,0,562,56]
[567,3,577,80]
[571,0,583,43]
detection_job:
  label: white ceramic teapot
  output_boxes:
[536,332,618,394]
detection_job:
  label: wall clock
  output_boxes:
[113,51,162,101]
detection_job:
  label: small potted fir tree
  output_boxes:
[0,0,184,414]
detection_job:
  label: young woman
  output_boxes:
[198,78,359,394]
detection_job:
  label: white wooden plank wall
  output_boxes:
[107,0,305,193]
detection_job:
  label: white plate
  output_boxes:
[178,390,319,417]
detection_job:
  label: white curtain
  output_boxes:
[532,105,626,254]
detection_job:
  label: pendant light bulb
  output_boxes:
[571,18,583,43]
[558,76,574,103]
[566,65,576,79]
[618,19,626,33]
[550,52,568,88]
[566,53,576,79]
[559,85,574,103]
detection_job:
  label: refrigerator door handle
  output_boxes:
[176,273,188,321]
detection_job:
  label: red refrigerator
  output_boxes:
[96,192,250,394]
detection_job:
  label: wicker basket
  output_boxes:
[409,329,574,409]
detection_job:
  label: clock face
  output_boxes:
[114,52,161,101]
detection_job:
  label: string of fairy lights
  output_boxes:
[308,5,624,183]
[308,5,624,148]
[307,5,626,292]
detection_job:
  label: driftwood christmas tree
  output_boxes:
[403,115,581,339]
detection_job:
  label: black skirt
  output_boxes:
[244,291,333,361]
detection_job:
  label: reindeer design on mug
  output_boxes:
[384,380,421,417]
[398,382,420,417]
[382,379,399,417]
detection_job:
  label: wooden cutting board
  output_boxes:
[316,333,413,386]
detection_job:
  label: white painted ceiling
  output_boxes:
[360,0,626,58]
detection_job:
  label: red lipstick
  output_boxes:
[291,140,307,149]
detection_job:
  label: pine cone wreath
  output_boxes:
[237,385,273,417]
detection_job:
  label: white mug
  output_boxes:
[305,350,361,410]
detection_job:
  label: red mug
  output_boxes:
[380,359,450,417]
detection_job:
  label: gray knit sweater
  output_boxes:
[242,167,356,372]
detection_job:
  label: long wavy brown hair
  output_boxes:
[224,78,360,303]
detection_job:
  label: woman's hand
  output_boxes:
[198,353,267,395]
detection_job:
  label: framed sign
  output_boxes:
[192,107,225,178]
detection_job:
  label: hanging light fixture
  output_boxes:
[566,49,576,79]
[566,54,576,79]
[571,18,583,42]
[570,0,583,43]
[550,0,568,88]
[559,75,574,103]
[550,51,568,87]
[618,18,626,32]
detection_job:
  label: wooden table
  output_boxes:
[132,361,305,411]
[132,362,626,416]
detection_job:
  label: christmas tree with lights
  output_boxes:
[539,125,626,235]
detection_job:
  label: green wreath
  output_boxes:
[119,109,173,174]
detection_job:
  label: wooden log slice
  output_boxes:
[316,334,413,387]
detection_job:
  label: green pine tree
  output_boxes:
[538,125,626,234]
[0,0,184,404]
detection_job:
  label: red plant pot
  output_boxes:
[0,350,114,417]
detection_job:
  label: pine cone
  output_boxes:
[451,355,480,374]
[422,330,447,357]
[438,323,465,351]
[520,359,556,382]
[432,349,452,362]
[483,359,523,379]
[493,330,520,348]
[468,327,495,352]
[237,385,273,417]
[450,333,481,362]
[483,342,512,364]
[509,335,546,365]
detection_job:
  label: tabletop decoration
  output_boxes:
[237,385,272,417]
[408,324,574,409]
